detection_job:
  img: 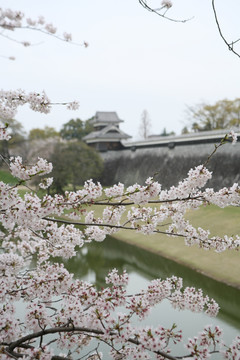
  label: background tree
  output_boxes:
[160,127,175,136]
[186,98,240,132]
[49,140,103,193]
[181,126,189,134]
[28,126,59,140]
[60,118,94,141]
[0,118,26,164]
[139,109,152,139]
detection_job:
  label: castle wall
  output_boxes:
[100,142,240,189]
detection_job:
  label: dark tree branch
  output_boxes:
[43,216,186,238]
[5,324,222,360]
[0,31,43,47]
[138,0,193,23]
[6,325,179,360]
[212,0,240,59]
[59,194,204,208]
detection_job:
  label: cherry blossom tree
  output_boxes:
[0,5,239,360]
[0,99,239,359]
[0,7,88,60]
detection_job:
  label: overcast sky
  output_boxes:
[1,0,240,139]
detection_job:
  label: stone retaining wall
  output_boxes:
[100,142,240,189]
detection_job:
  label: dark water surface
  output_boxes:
[61,236,240,358]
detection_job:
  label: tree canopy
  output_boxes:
[60,118,94,141]
[160,127,175,136]
[29,126,59,140]
[49,140,103,193]
[186,98,240,132]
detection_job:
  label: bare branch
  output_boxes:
[138,0,193,23]
[212,0,240,59]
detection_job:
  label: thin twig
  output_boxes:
[0,31,43,46]
[212,0,240,59]
[0,24,85,47]
[138,0,193,23]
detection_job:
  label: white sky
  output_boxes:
[1,0,240,139]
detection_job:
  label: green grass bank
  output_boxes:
[0,169,18,185]
[113,205,240,289]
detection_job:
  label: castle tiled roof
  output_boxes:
[83,124,131,142]
[91,112,124,125]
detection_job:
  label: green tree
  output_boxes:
[181,126,189,134]
[29,126,59,140]
[160,127,175,136]
[60,118,94,140]
[186,98,240,132]
[49,141,103,193]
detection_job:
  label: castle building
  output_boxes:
[83,111,131,151]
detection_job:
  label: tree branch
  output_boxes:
[43,216,186,237]
[5,325,179,360]
[0,24,85,47]
[138,0,193,23]
[212,0,240,59]
[5,324,222,360]
[59,194,204,208]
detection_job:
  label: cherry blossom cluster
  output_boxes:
[0,7,82,46]
[0,8,24,30]
[185,327,240,360]
[0,263,225,359]
[39,177,53,189]
[0,124,11,140]
[126,177,161,204]
[0,263,235,359]
[0,130,239,359]
[161,0,173,9]
[1,148,239,258]
[229,130,238,144]
[0,89,79,122]
[223,336,240,360]
[104,182,125,199]
[66,100,80,111]
[9,156,53,180]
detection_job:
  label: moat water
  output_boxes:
[62,236,240,359]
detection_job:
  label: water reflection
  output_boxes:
[63,236,240,330]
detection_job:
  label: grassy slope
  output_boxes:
[0,169,18,185]
[112,205,240,288]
